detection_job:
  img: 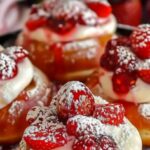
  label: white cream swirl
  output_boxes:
[0,58,34,109]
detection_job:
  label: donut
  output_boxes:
[17,0,117,82]
[19,81,142,150]
[86,24,150,145]
[0,46,52,144]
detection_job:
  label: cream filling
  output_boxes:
[100,69,150,103]
[0,58,34,109]
[24,15,116,43]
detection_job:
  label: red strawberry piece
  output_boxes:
[48,17,76,35]
[48,0,86,34]
[99,135,117,150]
[5,46,28,62]
[72,135,98,150]
[112,72,137,94]
[138,70,150,84]
[26,17,48,31]
[85,0,112,18]
[101,37,132,71]
[93,103,125,126]
[55,81,95,120]
[131,24,150,59]
[66,115,100,137]
[23,123,68,150]
[73,134,117,150]
[0,53,18,80]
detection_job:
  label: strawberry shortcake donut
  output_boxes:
[17,0,117,82]
[86,24,150,145]
[0,46,52,144]
[19,81,142,150]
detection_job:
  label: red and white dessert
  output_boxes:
[17,0,117,82]
[86,24,150,145]
[0,46,52,144]
[20,81,142,150]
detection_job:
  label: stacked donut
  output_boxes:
[86,24,150,145]
[0,46,52,144]
[19,81,142,150]
[17,0,117,82]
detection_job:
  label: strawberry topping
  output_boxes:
[66,115,101,137]
[112,72,137,94]
[101,32,150,93]
[72,135,99,150]
[26,17,48,31]
[0,53,17,80]
[85,0,112,18]
[23,122,68,150]
[73,134,117,150]
[0,46,29,80]
[138,70,150,84]
[93,104,125,126]
[26,0,112,33]
[55,81,95,120]
[98,135,117,150]
[131,24,150,59]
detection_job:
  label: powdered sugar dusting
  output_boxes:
[8,101,24,125]
[138,103,150,120]
[68,115,138,150]
[5,46,28,61]
[0,53,17,80]
[132,24,150,49]
[28,0,111,29]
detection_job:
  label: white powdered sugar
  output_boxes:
[132,24,150,49]
[69,115,141,150]
[5,46,28,60]
[8,101,24,125]
[0,58,34,109]
[0,53,17,80]
[138,103,150,119]
[116,46,137,71]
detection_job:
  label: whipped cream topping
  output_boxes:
[138,103,150,119]
[0,58,34,109]
[99,69,150,103]
[24,15,116,43]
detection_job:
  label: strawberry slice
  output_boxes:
[0,53,17,80]
[55,81,95,120]
[98,135,117,150]
[130,24,150,59]
[72,135,98,150]
[85,0,112,18]
[26,17,48,31]
[73,134,117,150]
[23,123,68,150]
[66,115,100,137]
[112,72,137,94]
[138,70,150,83]
[93,103,125,126]
[5,46,28,62]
